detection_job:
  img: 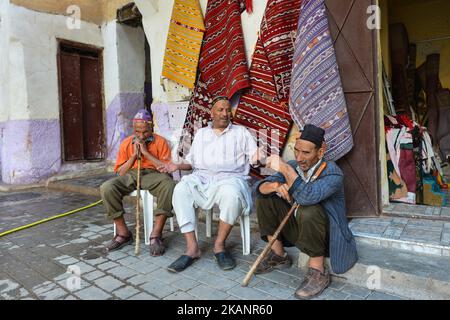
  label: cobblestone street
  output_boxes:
[0,188,404,301]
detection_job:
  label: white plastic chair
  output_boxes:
[113,190,174,245]
[195,208,251,256]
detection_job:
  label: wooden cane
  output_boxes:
[135,148,142,255]
[242,161,327,287]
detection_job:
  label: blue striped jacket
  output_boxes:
[255,160,358,274]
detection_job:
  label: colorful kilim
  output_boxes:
[289,0,353,161]
[233,0,302,160]
[179,0,251,156]
[161,0,205,89]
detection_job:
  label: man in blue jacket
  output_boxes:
[254,124,357,300]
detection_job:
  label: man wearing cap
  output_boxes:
[254,124,357,300]
[159,97,259,272]
[100,109,176,255]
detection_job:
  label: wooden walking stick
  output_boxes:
[135,148,142,255]
[242,162,327,287]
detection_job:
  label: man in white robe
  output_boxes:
[158,97,259,272]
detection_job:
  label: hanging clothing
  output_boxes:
[232,0,301,162]
[179,0,251,156]
[289,0,353,161]
[161,0,205,89]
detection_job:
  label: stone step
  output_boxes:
[349,217,450,257]
[298,242,450,300]
[383,203,450,221]
[47,173,115,197]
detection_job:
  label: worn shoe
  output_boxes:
[214,251,236,270]
[104,233,133,252]
[294,267,330,300]
[167,255,199,273]
[255,250,292,274]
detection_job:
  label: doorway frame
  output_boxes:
[56,38,106,163]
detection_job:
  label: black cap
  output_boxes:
[211,95,228,106]
[299,124,325,148]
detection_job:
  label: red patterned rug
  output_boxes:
[232,0,302,175]
[179,0,251,156]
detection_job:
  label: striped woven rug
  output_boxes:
[233,0,302,162]
[289,0,353,161]
[161,0,205,89]
[179,0,251,156]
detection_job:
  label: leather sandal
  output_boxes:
[104,233,133,252]
[149,235,165,257]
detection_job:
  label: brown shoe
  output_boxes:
[294,267,330,300]
[104,233,133,252]
[254,250,292,274]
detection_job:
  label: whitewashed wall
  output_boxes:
[6,4,104,122]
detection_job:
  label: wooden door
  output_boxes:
[325,0,380,217]
[60,52,84,161]
[80,56,104,160]
[59,42,104,161]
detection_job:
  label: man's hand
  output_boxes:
[132,141,139,158]
[157,161,178,173]
[275,183,292,203]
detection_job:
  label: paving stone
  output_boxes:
[39,287,68,300]
[74,286,112,300]
[163,291,197,300]
[197,274,239,291]
[188,284,229,300]
[106,266,136,280]
[97,261,120,271]
[83,270,106,282]
[126,260,160,274]
[323,290,349,300]
[113,286,140,300]
[226,285,270,300]
[106,251,128,261]
[117,256,141,267]
[171,277,200,291]
[127,274,150,286]
[84,257,108,266]
[253,280,293,299]
[328,280,346,290]
[441,233,450,246]
[57,257,79,265]
[32,282,58,295]
[366,291,404,300]
[127,292,158,300]
[94,276,125,292]
[139,279,177,299]
[340,284,372,298]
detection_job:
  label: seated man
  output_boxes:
[254,124,357,300]
[159,97,258,272]
[100,109,176,256]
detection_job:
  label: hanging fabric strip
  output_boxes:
[161,0,205,89]
[289,0,353,161]
[178,0,251,157]
[233,0,302,164]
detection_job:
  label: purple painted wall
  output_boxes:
[1,119,61,184]
[0,121,4,181]
[106,92,145,163]
[0,93,144,184]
